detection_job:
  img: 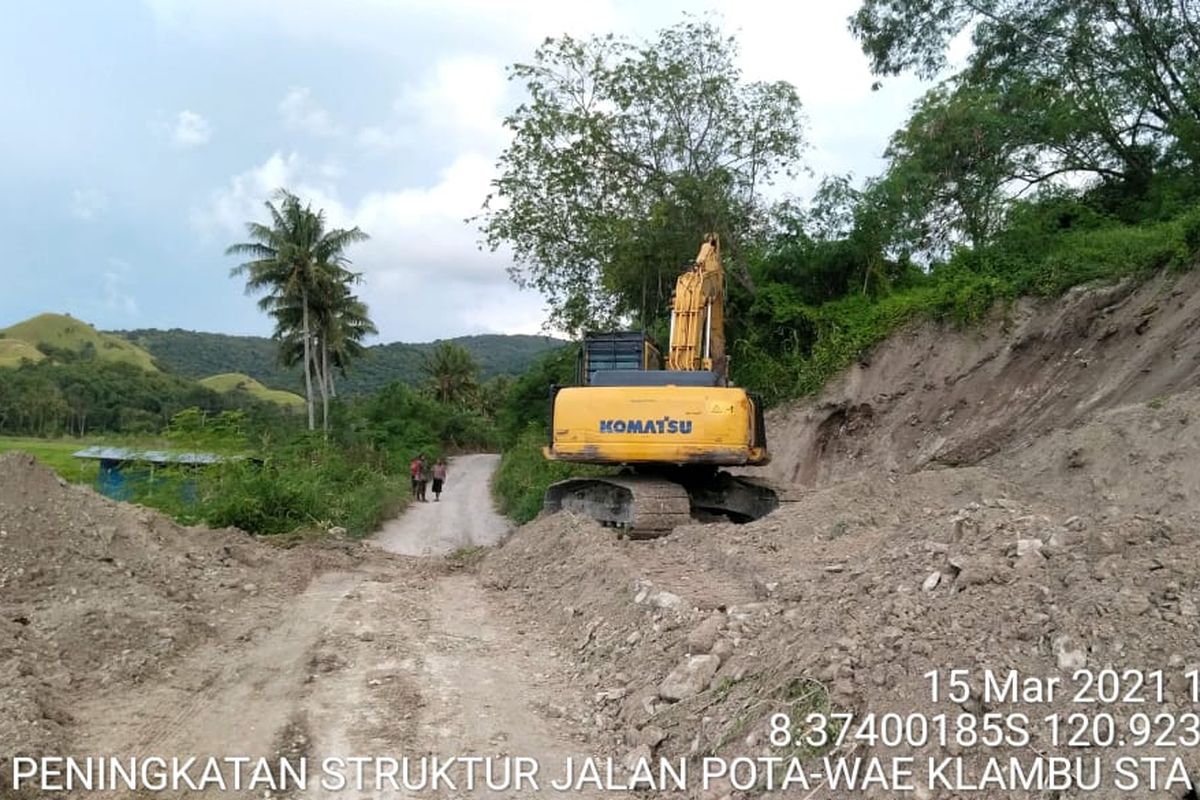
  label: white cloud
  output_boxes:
[191,151,346,236]
[197,150,541,339]
[356,55,510,154]
[103,258,139,316]
[172,110,212,147]
[69,188,108,220]
[713,0,943,196]
[279,87,341,136]
[144,0,619,51]
[168,0,940,340]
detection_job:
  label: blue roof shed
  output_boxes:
[73,446,234,501]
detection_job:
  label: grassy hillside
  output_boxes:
[117,328,565,395]
[1,313,156,370]
[199,373,306,410]
[0,338,46,367]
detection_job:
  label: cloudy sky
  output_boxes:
[1,0,933,343]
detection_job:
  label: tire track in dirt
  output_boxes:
[368,454,604,799]
[66,454,597,799]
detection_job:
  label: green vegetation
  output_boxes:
[733,206,1200,403]
[227,189,373,432]
[483,11,1200,411]
[480,9,1200,523]
[1,313,157,370]
[0,436,98,483]
[115,328,564,396]
[160,449,410,539]
[164,381,497,537]
[0,339,45,367]
[490,344,601,522]
[423,342,480,406]
[0,359,247,437]
[199,373,305,410]
[0,189,531,539]
[492,426,612,524]
[491,426,562,523]
[479,18,805,335]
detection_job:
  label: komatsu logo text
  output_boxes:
[599,417,693,434]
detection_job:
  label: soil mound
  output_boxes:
[485,460,1200,797]
[0,452,328,783]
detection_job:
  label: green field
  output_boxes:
[0,312,157,370]
[0,436,100,483]
[0,338,46,367]
[199,372,306,409]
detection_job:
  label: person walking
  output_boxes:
[432,458,447,501]
[418,455,432,502]
[409,454,423,500]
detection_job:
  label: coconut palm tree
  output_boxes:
[273,277,378,430]
[423,342,480,406]
[227,189,368,430]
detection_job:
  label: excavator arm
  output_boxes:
[666,233,726,384]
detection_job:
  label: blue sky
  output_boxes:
[1,0,931,343]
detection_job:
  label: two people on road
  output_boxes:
[409,454,448,502]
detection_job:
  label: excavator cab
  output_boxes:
[576,330,662,385]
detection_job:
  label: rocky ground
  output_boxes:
[4,270,1200,799]
[475,270,1200,799]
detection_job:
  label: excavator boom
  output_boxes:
[666,233,727,381]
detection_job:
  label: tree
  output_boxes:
[477,374,514,418]
[227,190,369,431]
[273,274,378,431]
[850,0,1200,192]
[878,79,1037,255]
[422,342,480,406]
[479,18,806,334]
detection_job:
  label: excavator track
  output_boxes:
[543,475,692,538]
[543,471,784,538]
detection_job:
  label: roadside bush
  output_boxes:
[492,425,611,524]
[732,204,1200,405]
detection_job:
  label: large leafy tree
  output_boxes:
[227,190,370,431]
[850,0,1200,191]
[479,18,806,334]
[877,79,1041,255]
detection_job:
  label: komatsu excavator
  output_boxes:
[542,234,780,536]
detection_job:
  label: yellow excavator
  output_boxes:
[542,234,780,536]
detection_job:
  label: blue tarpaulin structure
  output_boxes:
[72,446,231,501]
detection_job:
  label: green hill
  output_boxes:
[116,328,565,396]
[198,373,306,410]
[0,339,46,367]
[1,313,157,370]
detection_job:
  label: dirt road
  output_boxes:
[375,454,511,556]
[66,455,597,799]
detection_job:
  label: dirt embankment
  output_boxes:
[482,270,1200,798]
[0,452,362,793]
[759,268,1200,500]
